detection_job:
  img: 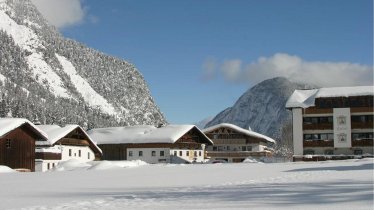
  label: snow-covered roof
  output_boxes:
[0,118,48,140]
[36,124,102,154]
[87,125,213,145]
[202,123,275,143]
[286,86,374,108]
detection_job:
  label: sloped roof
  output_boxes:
[286,86,374,108]
[0,118,48,140]
[36,124,102,154]
[202,123,275,143]
[87,124,213,145]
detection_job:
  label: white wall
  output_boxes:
[60,145,96,162]
[170,148,205,163]
[127,147,206,164]
[35,160,60,172]
[127,148,170,164]
[292,108,303,155]
[333,108,352,148]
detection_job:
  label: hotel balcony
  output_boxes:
[303,123,333,130]
[207,151,272,158]
[303,140,334,147]
[352,139,373,147]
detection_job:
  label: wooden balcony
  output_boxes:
[212,139,247,145]
[303,140,333,147]
[351,107,374,113]
[207,151,271,158]
[303,123,333,130]
[351,122,374,129]
[35,152,61,160]
[59,138,90,146]
[352,139,373,147]
[304,107,333,114]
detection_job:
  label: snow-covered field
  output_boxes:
[0,159,373,210]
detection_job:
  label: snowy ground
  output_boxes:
[0,159,373,210]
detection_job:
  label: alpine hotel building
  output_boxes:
[286,86,374,161]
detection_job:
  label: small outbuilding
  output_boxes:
[0,118,48,172]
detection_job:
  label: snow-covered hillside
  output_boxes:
[0,159,372,209]
[205,77,314,138]
[0,0,166,128]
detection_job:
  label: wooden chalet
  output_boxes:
[0,118,48,172]
[35,125,102,172]
[203,123,275,163]
[88,125,213,164]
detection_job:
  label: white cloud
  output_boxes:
[31,0,87,29]
[201,57,217,80]
[206,53,373,87]
[221,59,242,82]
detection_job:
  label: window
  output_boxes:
[139,151,143,157]
[213,146,217,151]
[217,146,223,151]
[69,149,72,157]
[78,150,81,157]
[194,151,197,157]
[304,150,315,155]
[47,163,50,170]
[226,146,230,151]
[5,139,11,149]
[354,149,363,155]
[186,151,189,156]
[199,151,202,156]
[174,151,177,156]
[152,151,156,156]
[247,146,252,151]
[160,151,164,156]
[128,151,133,157]
[179,151,182,156]
[88,152,91,159]
[325,150,333,155]
[242,146,246,151]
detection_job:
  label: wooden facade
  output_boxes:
[204,124,274,163]
[0,124,45,172]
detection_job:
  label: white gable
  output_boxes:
[36,124,102,154]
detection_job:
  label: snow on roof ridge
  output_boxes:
[0,118,48,140]
[37,124,102,154]
[202,123,275,143]
[286,86,374,108]
[88,124,213,145]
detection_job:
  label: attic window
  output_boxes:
[6,139,11,149]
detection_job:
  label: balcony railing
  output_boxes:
[352,139,373,147]
[35,152,62,160]
[207,151,271,158]
[303,140,334,147]
[351,122,374,129]
[303,123,333,130]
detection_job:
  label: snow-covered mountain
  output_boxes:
[0,0,166,128]
[205,77,313,138]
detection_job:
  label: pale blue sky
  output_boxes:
[60,0,373,124]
